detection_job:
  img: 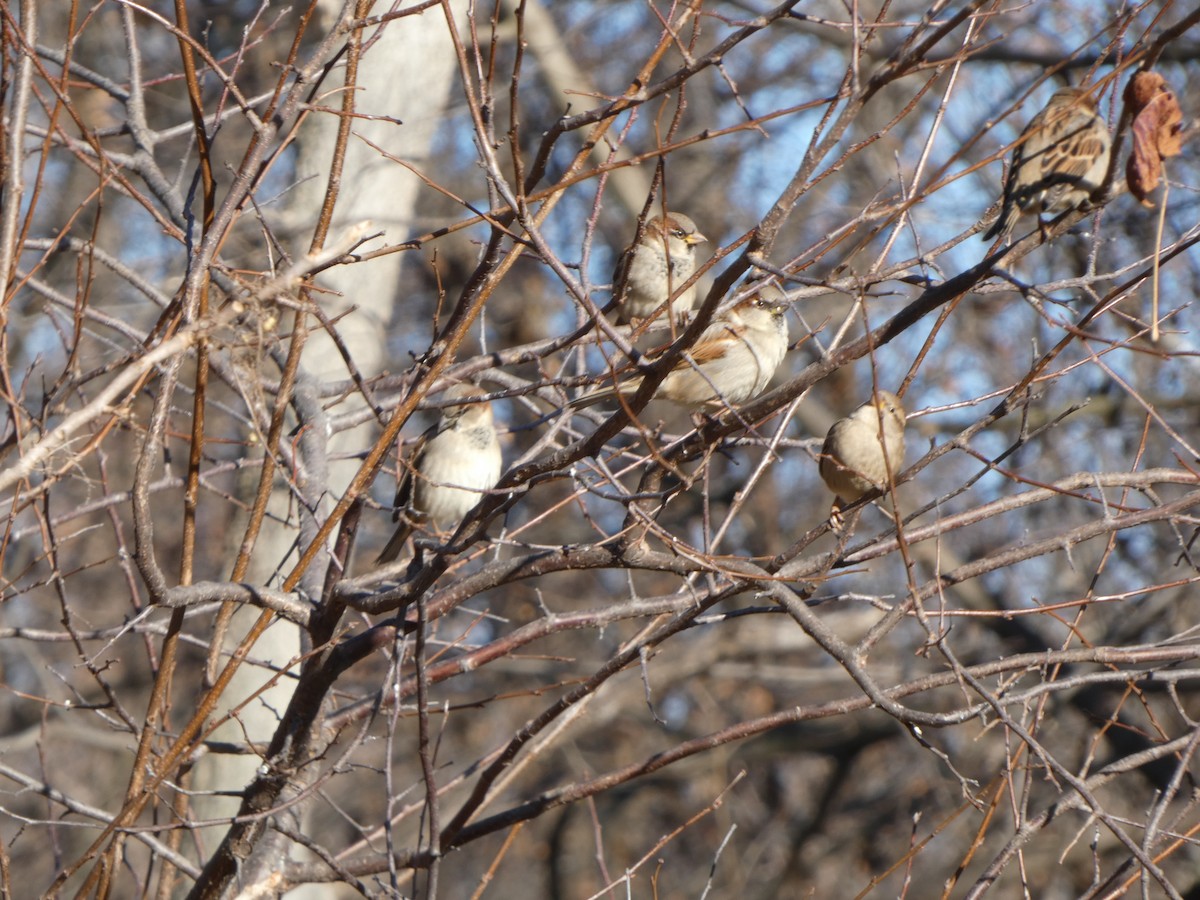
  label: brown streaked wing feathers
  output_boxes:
[390,426,432,521]
[682,326,740,365]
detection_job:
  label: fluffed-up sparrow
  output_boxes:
[613,213,707,323]
[573,283,789,409]
[983,86,1112,241]
[819,391,906,519]
[376,384,503,564]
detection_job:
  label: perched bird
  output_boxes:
[573,284,789,409]
[983,86,1112,241]
[819,391,906,520]
[613,213,707,323]
[376,385,502,564]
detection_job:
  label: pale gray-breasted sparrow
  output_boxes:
[376,385,503,564]
[819,391,906,519]
[613,213,707,323]
[983,87,1112,241]
[574,283,789,409]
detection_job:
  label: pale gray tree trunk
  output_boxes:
[193,5,468,893]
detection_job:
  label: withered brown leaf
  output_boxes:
[1124,71,1185,207]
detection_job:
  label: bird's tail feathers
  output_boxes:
[569,380,641,409]
[982,201,1018,241]
[376,521,414,565]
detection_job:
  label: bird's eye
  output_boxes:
[670,228,687,239]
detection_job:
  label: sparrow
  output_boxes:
[573,284,789,409]
[612,213,707,323]
[983,86,1112,241]
[819,391,906,519]
[376,384,503,564]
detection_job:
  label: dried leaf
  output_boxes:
[1124,71,1185,207]
[1126,71,1164,109]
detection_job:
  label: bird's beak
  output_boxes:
[686,232,708,245]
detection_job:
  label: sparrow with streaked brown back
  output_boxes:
[574,283,789,410]
[983,86,1112,241]
[613,213,707,323]
[376,385,502,565]
[819,391,906,522]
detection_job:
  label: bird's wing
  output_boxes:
[1039,114,1107,181]
[611,245,634,301]
[391,424,434,521]
[684,326,741,365]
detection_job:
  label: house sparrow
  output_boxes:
[573,284,789,409]
[613,213,707,322]
[819,391,906,519]
[376,385,503,564]
[983,86,1112,241]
